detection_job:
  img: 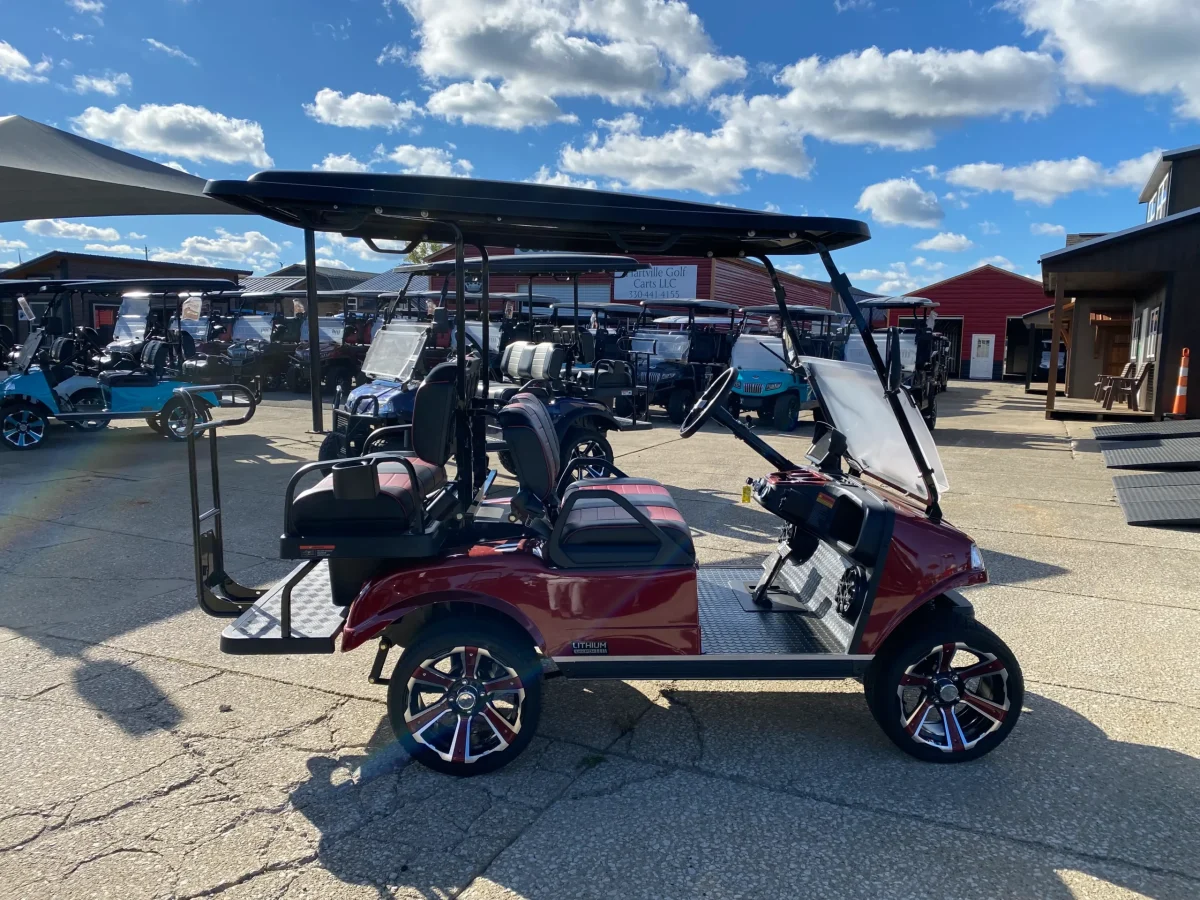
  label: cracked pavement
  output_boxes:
[1,385,1198,899]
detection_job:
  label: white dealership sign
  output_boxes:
[614,264,697,301]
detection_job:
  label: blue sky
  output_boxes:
[2,0,1199,293]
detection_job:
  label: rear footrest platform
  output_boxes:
[221,561,347,655]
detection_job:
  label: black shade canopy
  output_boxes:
[742,304,842,318]
[857,296,938,309]
[0,279,81,296]
[204,173,871,258]
[60,278,241,296]
[640,298,739,311]
[549,302,642,314]
[395,252,644,276]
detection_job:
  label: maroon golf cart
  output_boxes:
[179,172,1021,775]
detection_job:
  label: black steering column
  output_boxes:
[679,367,798,473]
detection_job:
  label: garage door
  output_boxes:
[521,284,612,305]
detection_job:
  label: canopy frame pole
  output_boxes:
[450,226,472,509]
[1045,280,1065,417]
[304,229,322,434]
[812,245,942,521]
[569,275,579,379]
[472,244,490,490]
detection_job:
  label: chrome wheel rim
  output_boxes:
[2,409,45,448]
[897,642,1011,753]
[165,405,192,438]
[404,645,524,764]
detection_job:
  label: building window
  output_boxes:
[1146,171,1171,223]
[1131,313,1142,360]
[1147,307,1160,360]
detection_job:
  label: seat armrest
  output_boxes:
[362,424,412,453]
[546,487,678,569]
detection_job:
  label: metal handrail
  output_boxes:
[174,383,258,435]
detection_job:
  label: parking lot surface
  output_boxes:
[1,382,1197,899]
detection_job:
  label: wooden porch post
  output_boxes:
[1045,280,1065,417]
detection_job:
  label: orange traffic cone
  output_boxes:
[1172,348,1190,416]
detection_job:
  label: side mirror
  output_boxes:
[886,327,903,393]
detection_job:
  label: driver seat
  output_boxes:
[497,392,694,567]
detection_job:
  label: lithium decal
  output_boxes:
[816,493,835,509]
[571,641,608,656]
[299,545,335,558]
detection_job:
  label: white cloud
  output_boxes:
[835,0,873,10]
[0,40,52,83]
[321,232,407,263]
[1031,222,1066,237]
[856,178,944,228]
[304,88,420,130]
[313,152,372,173]
[942,191,970,209]
[127,232,146,240]
[0,238,29,251]
[71,71,131,95]
[426,81,577,129]
[560,110,809,195]
[84,243,139,254]
[400,0,746,128]
[979,221,999,235]
[1009,0,1200,118]
[67,0,105,16]
[163,161,192,174]
[850,261,923,295]
[944,150,1160,204]
[151,228,282,270]
[383,144,473,177]
[913,231,973,252]
[51,29,93,43]
[145,38,198,66]
[978,255,1018,271]
[376,43,407,65]
[528,166,598,189]
[25,219,120,241]
[763,202,782,213]
[72,103,273,167]
[911,256,947,273]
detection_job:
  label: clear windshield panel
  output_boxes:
[843,331,917,372]
[300,317,344,344]
[362,322,427,381]
[802,357,948,501]
[731,336,787,372]
[174,316,209,338]
[112,296,151,342]
[629,330,688,362]
[231,315,273,341]
[465,321,500,352]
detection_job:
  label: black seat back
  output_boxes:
[497,393,560,504]
[411,358,476,466]
[576,330,596,364]
[140,340,169,375]
[50,337,78,365]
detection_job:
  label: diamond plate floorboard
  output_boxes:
[221,561,347,654]
[1093,419,1200,441]
[1100,437,1200,470]
[1114,482,1200,527]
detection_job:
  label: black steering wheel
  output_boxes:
[680,366,737,438]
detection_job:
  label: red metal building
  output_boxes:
[880,264,1048,380]
[422,245,842,310]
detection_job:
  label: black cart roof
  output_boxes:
[549,301,642,315]
[203,173,870,258]
[741,303,843,318]
[857,296,938,310]
[0,279,81,295]
[59,278,240,296]
[639,298,739,311]
[394,252,643,277]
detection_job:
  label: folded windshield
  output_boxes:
[731,336,787,372]
[629,330,688,362]
[802,357,948,501]
[230,315,273,342]
[362,321,427,382]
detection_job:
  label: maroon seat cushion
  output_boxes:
[559,478,694,563]
[293,459,446,535]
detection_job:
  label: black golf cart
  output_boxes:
[629,298,740,423]
[846,296,941,428]
[179,171,1022,775]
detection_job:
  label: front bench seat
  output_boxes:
[98,340,169,389]
[291,359,459,535]
[497,392,694,566]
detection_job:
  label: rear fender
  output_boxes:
[553,399,618,435]
[341,588,547,653]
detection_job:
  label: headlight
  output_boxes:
[766,381,783,391]
[969,543,985,571]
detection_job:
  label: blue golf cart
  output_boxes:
[728,304,849,430]
[1,278,237,450]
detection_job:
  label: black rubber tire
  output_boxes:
[285,366,302,393]
[865,618,1022,763]
[613,396,634,418]
[923,392,938,430]
[318,431,348,462]
[387,617,542,776]
[667,388,694,425]
[145,415,164,435]
[497,450,517,476]
[772,393,801,431]
[1,402,48,451]
[67,388,111,432]
[560,425,613,478]
[159,398,209,442]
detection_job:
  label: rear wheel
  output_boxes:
[285,366,302,393]
[1,403,48,451]
[318,431,348,461]
[159,398,209,442]
[923,392,938,430]
[68,388,111,432]
[667,387,694,424]
[772,393,801,431]
[387,618,542,776]
[560,425,613,480]
[866,619,1022,763]
[145,415,164,435]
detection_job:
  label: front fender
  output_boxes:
[1,371,61,414]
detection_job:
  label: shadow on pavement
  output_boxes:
[979,549,1070,586]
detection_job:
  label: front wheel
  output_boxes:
[772,394,801,432]
[866,619,1022,763]
[387,618,542,776]
[560,425,613,480]
[666,388,694,424]
[1,403,48,451]
[159,398,209,442]
[318,431,348,462]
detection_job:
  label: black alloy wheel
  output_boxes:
[317,431,349,462]
[388,619,542,776]
[159,398,209,442]
[1,403,47,451]
[560,425,613,481]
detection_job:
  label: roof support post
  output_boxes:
[1045,280,1065,418]
[452,230,472,508]
[304,228,323,433]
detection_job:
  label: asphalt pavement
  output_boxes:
[1,382,1197,899]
